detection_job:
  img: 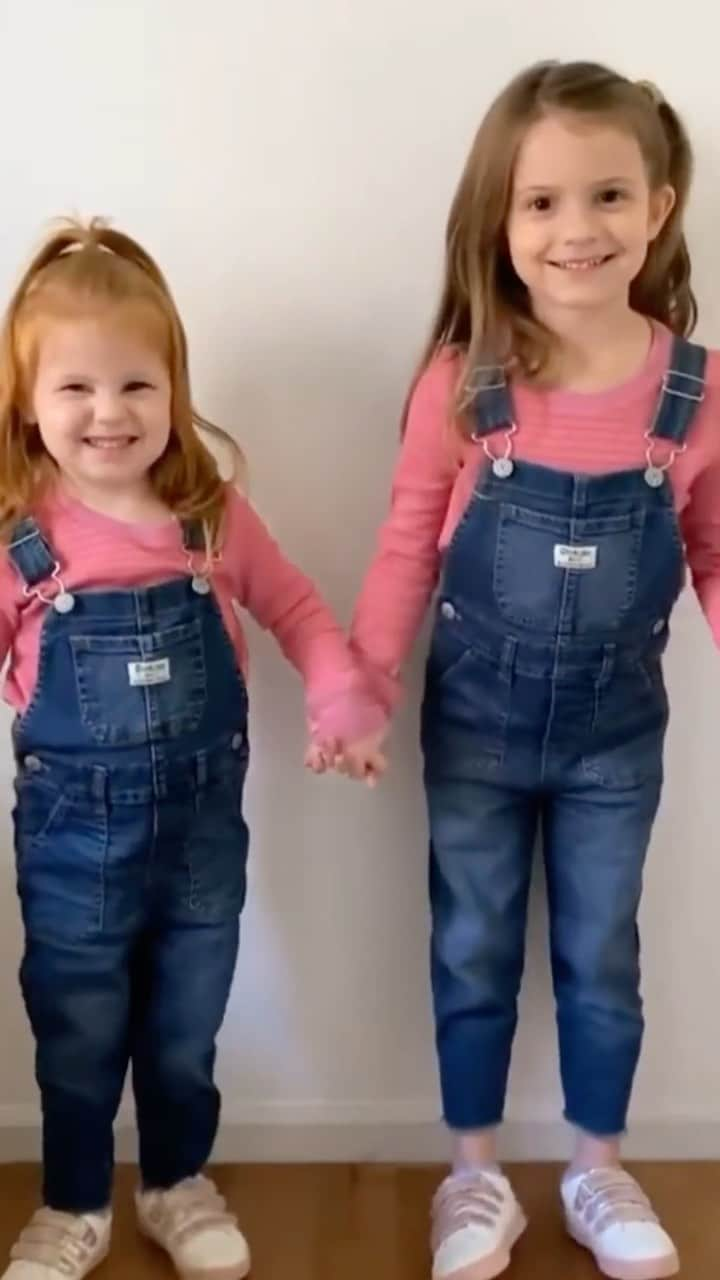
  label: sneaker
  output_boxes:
[136,1174,250,1280]
[2,1208,111,1280]
[562,1167,680,1279]
[431,1168,527,1280]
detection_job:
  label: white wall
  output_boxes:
[0,0,718,1162]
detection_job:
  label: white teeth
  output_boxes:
[553,257,607,270]
[85,437,135,449]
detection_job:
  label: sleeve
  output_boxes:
[349,356,459,712]
[0,553,21,666]
[223,490,386,743]
[681,453,720,649]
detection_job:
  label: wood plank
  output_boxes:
[0,1163,716,1276]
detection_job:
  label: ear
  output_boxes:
[648,184,676,240]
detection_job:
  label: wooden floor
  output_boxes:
[0,1163,718,1277]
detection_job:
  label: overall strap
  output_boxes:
[7,518,58,588]
[650,336,707,445]
[466,364,515,438]
[181,519,207,553]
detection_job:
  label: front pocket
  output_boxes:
[493,504,645,633]
[71,619,207,746]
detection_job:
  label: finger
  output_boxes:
[306,744,331,773]
[367,751,388,777]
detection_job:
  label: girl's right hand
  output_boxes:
[333,730,388,786]
[305,731,388,785]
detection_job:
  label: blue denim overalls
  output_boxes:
[9,516,249,1211]
[421,336,706,1136]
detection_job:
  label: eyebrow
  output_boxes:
[516,175,637,195]
[53,370,154,380]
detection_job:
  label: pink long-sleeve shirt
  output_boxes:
[0,484,385,743]
[351,325,720,710]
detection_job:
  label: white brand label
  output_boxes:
[128,658,171,687]
[553,544,598,571]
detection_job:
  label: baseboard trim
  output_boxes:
[0,1104,718,1163]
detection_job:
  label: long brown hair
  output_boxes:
[410,60,696,433]
[0,218,244,541]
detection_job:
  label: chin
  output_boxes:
[541,280,629,312]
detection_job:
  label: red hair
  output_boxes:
[0,218,243,540]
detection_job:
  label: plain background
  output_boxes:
[0,0,717,1161]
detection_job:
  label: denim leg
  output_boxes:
[427,776,538,1129]
[542,772,662,1135]
[20,935,131,1211]
[131,765,246,1188]
[131,919,240,1188]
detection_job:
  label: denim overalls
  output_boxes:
[421,336,706,1137]
[9,517,249,1212]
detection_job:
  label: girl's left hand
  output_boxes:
[304,740,337,774]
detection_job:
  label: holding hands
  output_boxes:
[305,729,388,786]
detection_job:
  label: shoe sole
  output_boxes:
[435,1207,528,1280]
[138,1221,251,1280]
[566,1220,680,1279]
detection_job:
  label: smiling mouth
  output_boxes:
[548,254,615,271]
[83,436,138,449]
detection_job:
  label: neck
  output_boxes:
[58,475,171,524]
[533,303,653,392]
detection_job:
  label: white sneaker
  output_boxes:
[2,1208,111,1280]
[431,1168,527,1280]
[562,1168,680,1279]
[136,1174,250,1280]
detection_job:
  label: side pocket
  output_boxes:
[14,773,109,941]
[423,630,509,780]
[14,774,68,858]
[182,753,250,923]
[426,609,474,689]
[582,662,668,788]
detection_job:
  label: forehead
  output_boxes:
[34,310,169,373]
[513,112,647,189]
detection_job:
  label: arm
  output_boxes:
[0,555,21,664]
[681,455,720,648]
[349,354,459,712]
[226,491,386,746]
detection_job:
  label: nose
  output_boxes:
[93,389,126,424]
[557,198,603,248]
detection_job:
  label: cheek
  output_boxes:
[617,221,654,272]
[36,408,80,449]
[144,405,172,454]
[617,206,653,244]
[35,423,73,462]
[154,406,172,439]
[140,395,171,431]
[507,221,542,278]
